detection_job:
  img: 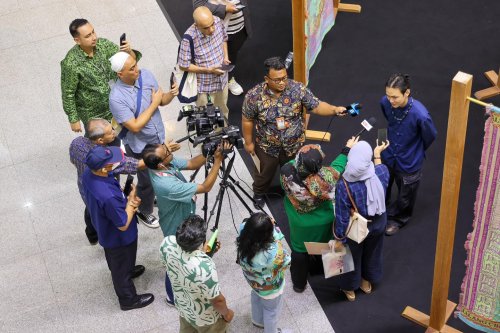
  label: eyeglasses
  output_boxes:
[266,75,288,84]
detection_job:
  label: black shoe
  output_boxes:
[130,265,145,279]
[385,224,400,236]
[88,238,98,246]
[293,285,305,293]
[137,211,160,229]
[120,293,155,311]
[253,194,265,209]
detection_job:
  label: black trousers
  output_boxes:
[386,167,421,226]
[124,145,154,215]
[290,251,323,289]
[227,28,248,79]
[253,145,294,195]
[104,239,138,306]
[84,207,98,243]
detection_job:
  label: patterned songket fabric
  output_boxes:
[457,117,500,333]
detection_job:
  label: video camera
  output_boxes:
[177,101,225,136]
[193,125,244,157]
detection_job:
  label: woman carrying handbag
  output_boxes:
[332,140,390,301]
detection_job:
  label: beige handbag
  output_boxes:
[334,178,371,244]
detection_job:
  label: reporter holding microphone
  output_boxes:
[242,56,347,208]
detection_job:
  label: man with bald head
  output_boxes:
[178,6,230,122]
[109,52,179,228]
[69,118,144,244]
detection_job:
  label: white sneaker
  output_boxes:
[228,77,243,95]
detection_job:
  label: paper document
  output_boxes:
[251,153,260,173]
[304,242,331,255]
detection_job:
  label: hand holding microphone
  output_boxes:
[355,117,377,137]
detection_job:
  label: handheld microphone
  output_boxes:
[344,103,362,117]
[355,117,376,137]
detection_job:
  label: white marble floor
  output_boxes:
[0,0,334,332]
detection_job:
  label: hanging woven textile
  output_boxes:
[456,115,500,333]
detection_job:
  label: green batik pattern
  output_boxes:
[160,236,222,326]
[60,38,119,124]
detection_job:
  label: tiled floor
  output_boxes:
[0,1,334,332]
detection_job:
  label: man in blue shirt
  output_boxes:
[142,141,229,306]
[381,74,437,236]
[83,145,154,310]
[70,118,143,245]
[109,51,179,228]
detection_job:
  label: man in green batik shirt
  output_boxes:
[61,18,141,132]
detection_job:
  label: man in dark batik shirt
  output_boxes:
[242,56,347,207]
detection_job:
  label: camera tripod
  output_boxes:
[190,150,265,255]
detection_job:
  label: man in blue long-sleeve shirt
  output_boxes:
[381,74,437,236]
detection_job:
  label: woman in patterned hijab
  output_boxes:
[280,137,358,293]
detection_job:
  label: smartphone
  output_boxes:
[378,128,387,143]
[123,175,134,196]
[218,64,235,72]
[170,72,175,88]
[119,33,126,46]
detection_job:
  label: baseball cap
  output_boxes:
[85,146,124,170]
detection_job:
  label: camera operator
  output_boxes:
[142,141,232,306]
[242,56,347,208]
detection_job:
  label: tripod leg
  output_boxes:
[226,182,255,214]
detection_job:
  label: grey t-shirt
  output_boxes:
[109,68,165,153]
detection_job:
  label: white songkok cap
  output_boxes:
[109,52,130,72]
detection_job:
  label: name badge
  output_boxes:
[276,117,286,130]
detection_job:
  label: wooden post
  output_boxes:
[402,72,472,333]
[291,0,306,84]
[474,68,500,100]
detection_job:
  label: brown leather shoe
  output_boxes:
[385,224,400,236]
[360,279,372,294]
[341,289,356,301]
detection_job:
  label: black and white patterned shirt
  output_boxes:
[227,0,245,34]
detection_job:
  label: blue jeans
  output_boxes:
[251,290,284,333]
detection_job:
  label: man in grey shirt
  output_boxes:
[109,51,179,228]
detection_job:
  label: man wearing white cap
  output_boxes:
[109,51,179,228]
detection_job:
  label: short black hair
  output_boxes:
[264,56,286,75]
[69,18,89,37]
[386,73,411,94]
[142,144,163,169]
[176,215,207,252]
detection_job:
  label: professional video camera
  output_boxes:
[177,101,225,136]
[193,125,244,157]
